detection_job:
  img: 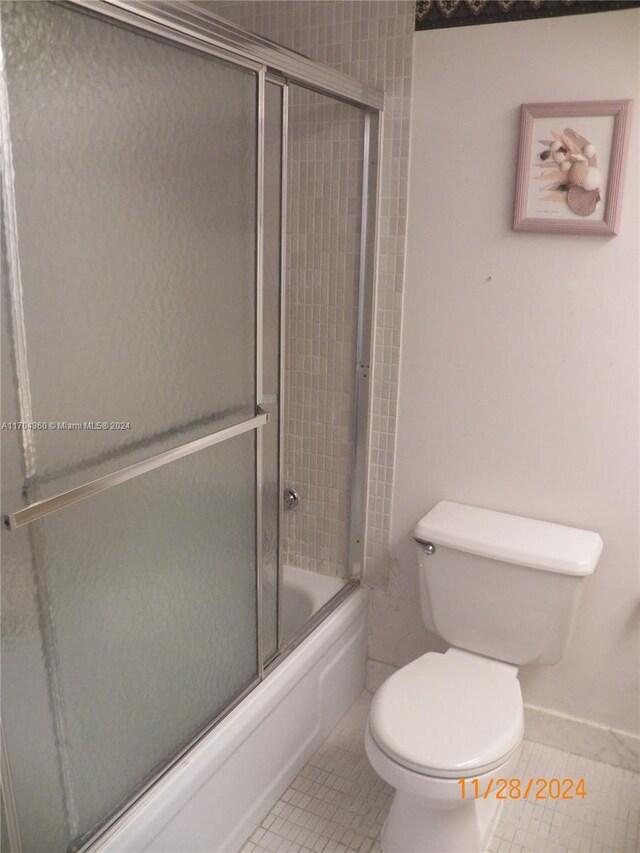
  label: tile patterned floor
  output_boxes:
[489,739,639,853]
[241,693,640,853]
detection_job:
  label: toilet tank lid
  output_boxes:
[414,502,603,576]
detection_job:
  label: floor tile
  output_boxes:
[243,693,640,853]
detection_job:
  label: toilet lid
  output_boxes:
[369,650,524,779]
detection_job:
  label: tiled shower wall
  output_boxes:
[203,1,414,585]
[284,88,364,574]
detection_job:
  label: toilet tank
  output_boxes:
[415,502,603,666]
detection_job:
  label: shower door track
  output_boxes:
[64,0,384,111]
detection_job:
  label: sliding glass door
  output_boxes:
[0,3,277,849]
[0,0,382,848]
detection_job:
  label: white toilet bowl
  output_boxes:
[365,502,602,852]
[365,648,524,853]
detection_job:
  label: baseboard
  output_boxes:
[366,658,640,773]
[523,704,639,774]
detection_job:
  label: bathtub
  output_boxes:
[281,565,346,641]
[95,569,367,852]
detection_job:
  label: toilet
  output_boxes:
[365,501,603,853]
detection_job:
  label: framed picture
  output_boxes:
[513,100,632,236]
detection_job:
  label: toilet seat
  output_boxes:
[369,648,524,779]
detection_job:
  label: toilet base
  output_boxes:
[380,789,503,853]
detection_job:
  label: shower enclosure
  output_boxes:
[0,3,382,850]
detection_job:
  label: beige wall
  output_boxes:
[370,10,640,733]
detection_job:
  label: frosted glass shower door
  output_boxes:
[0,3,266,850]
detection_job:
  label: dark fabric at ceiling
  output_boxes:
[416,0,640,31]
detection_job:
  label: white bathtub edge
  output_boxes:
[97,586,368,852]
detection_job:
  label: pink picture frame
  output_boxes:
[513,100,633,236]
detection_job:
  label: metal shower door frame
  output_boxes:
[2,0,384,644]
[0,2,383,849]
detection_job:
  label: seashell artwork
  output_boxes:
[567,159,589,186]
[582,166,602,191]
[567,185,601,217]
[514,100,632,235]
[534,126,601,218]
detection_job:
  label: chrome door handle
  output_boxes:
[3,410,269,532]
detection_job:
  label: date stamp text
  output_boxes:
[458,777,587,800]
